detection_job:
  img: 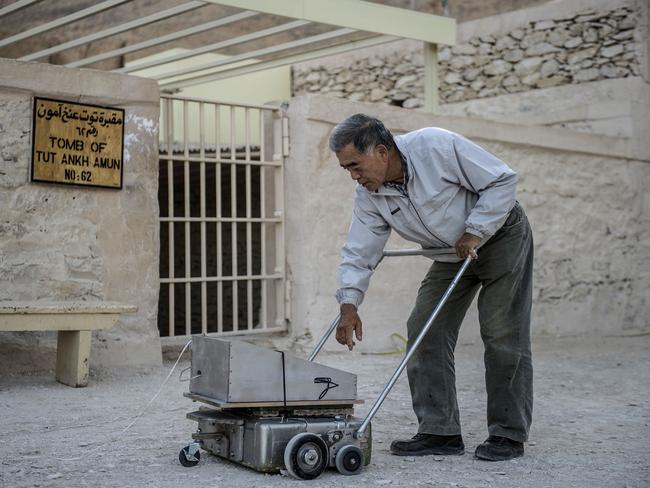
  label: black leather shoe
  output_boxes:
[474,436,524,461]
[390,433,465,456]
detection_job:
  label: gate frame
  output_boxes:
[158,94,289,344]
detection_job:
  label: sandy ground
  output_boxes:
[0,335,648,488]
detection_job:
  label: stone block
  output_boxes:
[526,42,562,56]
[510,29,525,40]
[613,30,634,41]
[575,12,609,23]
[390,92,410,102]
[369,88,387,102]
[504,49,525,63]
[438,47,451,62]
[502,75,520,87]
[401,98,422,109]
[534,20,556,31]
[444,91,465,103]
[618,15,635,30]
[470,79,485,91]
[567,46,599,66]
[449,56,474,70]
[600,65,629,78]
[462,68,481,82]
[535,75,567,88]
[444,72,463,84]
[521,31,546,49]
[601,44,624,58]
[478,43,492,55]
[521,73,541,85]
[582,27,599,43]
[514,57,543,76]
[305,72,321,83]
[548,29,571,47]
[573,68,600,82]
[395,74,419,89]
[495,35,516,51]
[483,60,512,76]
[564,37,583,49]
[541,59,560,78]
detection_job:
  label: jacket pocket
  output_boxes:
[501,202,524,229]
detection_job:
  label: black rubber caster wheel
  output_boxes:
[335,444,363,475]
[283,433,329,480]
[179,443,201,467]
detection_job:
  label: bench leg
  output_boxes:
[56,330,91,387]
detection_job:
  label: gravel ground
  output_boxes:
[0,335,648,488]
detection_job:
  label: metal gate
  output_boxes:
[158,95,288,341]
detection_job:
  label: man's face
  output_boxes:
[336,143,389,192]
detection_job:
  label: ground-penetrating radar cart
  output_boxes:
[178,248,471,480]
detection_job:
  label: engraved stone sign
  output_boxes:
[31,97,125,189]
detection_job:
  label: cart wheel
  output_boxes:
[179,442,201,467]
[335,444,363,476]
[283,433,329,480]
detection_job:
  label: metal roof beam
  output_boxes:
[160,34,397,90]
[201,0,456,45]
[153,27,354,81]
[20,1,206,61]
[116,19,309,74]
[0,0,40,19]
[65,11,258,68]
[0,0,130,49]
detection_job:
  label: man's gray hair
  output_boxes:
[329,113,395,154]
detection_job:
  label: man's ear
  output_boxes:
[375,144,388,161]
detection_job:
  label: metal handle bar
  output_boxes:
[355,255,472,437]
[307,248,457,362]
[381,247,457,258]
[307,313,340,362]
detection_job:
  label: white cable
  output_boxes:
[57,339,193,462]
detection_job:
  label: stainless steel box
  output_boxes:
[189,335,357,405]
[188,408,371,473]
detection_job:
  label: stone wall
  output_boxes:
[0,58,162,372]
[292,0,644,108]
[283,95,649,353]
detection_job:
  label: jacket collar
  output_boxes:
[367,136,412,197]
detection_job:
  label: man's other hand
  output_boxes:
[337,303,363,351]
[455,233,481,259]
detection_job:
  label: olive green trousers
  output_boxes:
[406,202,534,442]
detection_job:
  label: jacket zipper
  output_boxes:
[395,185,452,247]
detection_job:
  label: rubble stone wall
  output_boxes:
[292,0,643,108]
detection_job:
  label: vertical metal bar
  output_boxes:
[183,101,191,336]
[273,109,286,327]
[423,42,439,113]
[245,108,253,330]
[356,257,473,437]
[166,98,175,337]
[215,104,223,334]
[259,109,267,328]
[230,107,238,332]
[308,313,341,362]
[199,102,207,335]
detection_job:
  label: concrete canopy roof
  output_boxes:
[0,0,455,109]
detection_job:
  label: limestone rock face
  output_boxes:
[291,3,640,107]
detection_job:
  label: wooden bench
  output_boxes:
[0,302,137,387]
